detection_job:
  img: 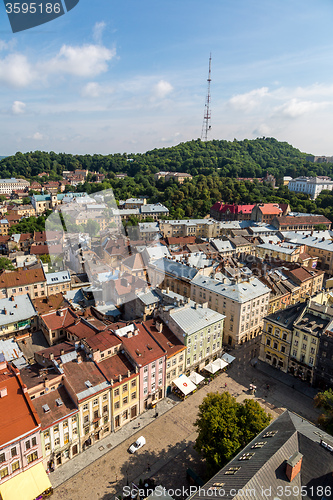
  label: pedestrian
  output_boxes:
[266,384,270,390]
[147,463,151,472]
[224,382,227,388]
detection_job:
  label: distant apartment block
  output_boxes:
[288,176,333,199]
[0,178,29,194]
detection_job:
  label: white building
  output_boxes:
[190,275,271,347]
[288,176,333,199]
[0,178,30,194]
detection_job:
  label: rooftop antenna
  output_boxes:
[201,53,212,141]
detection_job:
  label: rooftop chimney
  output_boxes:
[60,349,65,355]
[286,452,303,482]
[0,387,7,398]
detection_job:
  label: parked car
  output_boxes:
[129,436,146,453]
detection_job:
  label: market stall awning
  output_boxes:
[0,462,52,500]
[212,358,228,370]
[188,371,205,385]
[204,362,219,374]
[221,353,236,364]
[172,374,197,395]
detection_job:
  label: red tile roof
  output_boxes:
[0,364,40,446]
[143,319,186,358]
[36,341,75,362]
[210,202,255,214]
[85,331,121,352]
[66,319,99,340]
[166,236,196,246]
[97,353,136,386]
[277,215,331,226]
[32,386,78,430]
[33,293,69,315]
[30,244,63,255]
[41,308,78,331]
[113,323,165,366]
[61,358,108,400]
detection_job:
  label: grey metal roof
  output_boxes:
[191,275,270,303]
[137,290,161,306]
[141,203,169,214]
[189,410,333,500]
[282,231,333,251]
[169,304,225,336]
[0,294,37,327]
[77,380,110,400]
[152,258,198,280]
[0,338,24,362]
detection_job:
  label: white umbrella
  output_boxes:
[212,358,228,370]
[204,362,219,374]
[188,371,205,384]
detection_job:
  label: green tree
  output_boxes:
[194,392,271,476]
[22,197,31,205]
[0,257,15,271]
[314,389,333,435]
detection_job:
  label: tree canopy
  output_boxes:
[194,392,271,476]
[314,389,333,435]
[0,257,15,271]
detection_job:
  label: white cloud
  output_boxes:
[81,81,114,98]
[93,22,106,44]
[0,53,35,88]
[274,98,325,118]
[153,80,173,99]
[12,101,26,114]
[33,132,43,140]
[44,44,115,78]
[228,87,269,112]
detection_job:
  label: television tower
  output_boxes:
[201,53,212,141]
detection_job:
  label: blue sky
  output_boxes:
[1,0,333,155]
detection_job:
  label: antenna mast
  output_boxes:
[201,53,212,141]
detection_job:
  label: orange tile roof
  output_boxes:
[0,267,46,288]
[258,204,282,215]
[0,365,40,447]
[33,293,69,315]
[61,359,108,400]
[66,319,99,340]
[32,386,78,430]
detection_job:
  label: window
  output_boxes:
[11,447,17,457]
[151,362,156,369]
[114,388,119,397]
[123,397,128,405]
[83,404,88,411]
[131,379,136,387]
[122,384,128,392]
[114,401,120,409]
[64,434,69,445]
[32,437,37,447]
[54,438,60,446]
[93,399,98,406]
[54,425,59,433]
[167,361,171,369]
[84,426,89,435]
[103,393,108,400]
[144,387,148,395]
[187,358,190,365]
[0,467,8,478]
[131,392,136,400]
[84,415,89,424]
[294,340,298,347]
[0,454,5,464]
[27,452,38,464]
[25,440,31,450]
[12,461,20,472]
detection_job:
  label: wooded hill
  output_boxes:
[2,137,333,220]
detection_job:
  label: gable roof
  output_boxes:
[190,410,333,500]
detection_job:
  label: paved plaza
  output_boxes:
[51,350,321,500]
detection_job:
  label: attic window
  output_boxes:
[263,430,278,438]
[224,467,240,475]
[239,452,255,461]
[85,380,93,388]
[146,344,153,351]
[55,398,63,407]
[251,441,267,449]
[42,404,50,413]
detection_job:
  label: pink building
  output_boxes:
[113,323,166,413]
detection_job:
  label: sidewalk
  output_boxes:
[255,359,318,399]
[49,397,178,489]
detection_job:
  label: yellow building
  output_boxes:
[259,302,306,373]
